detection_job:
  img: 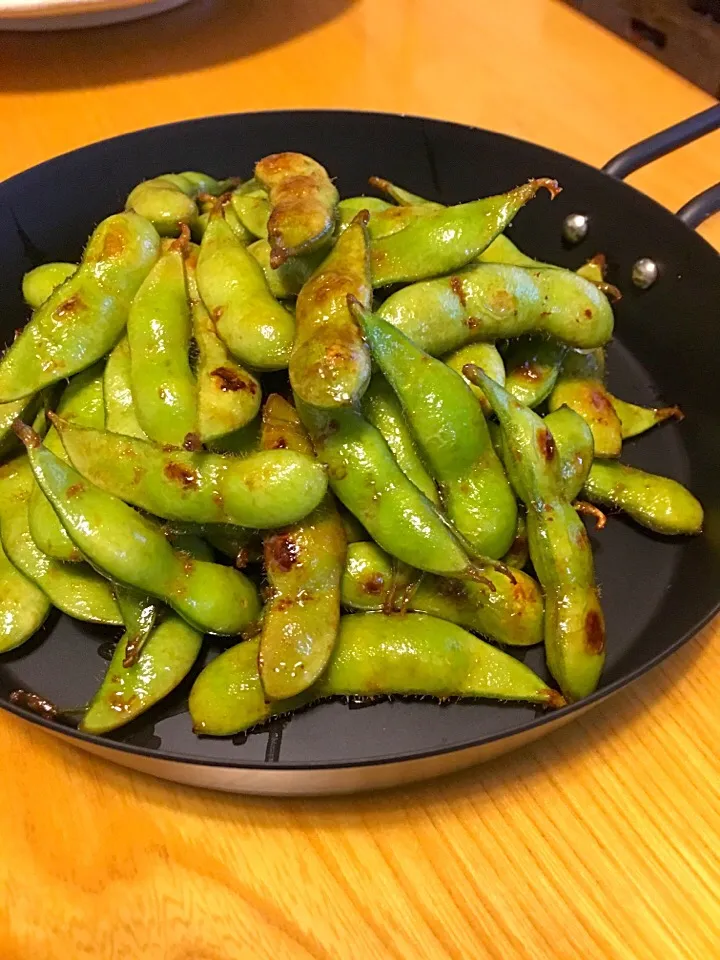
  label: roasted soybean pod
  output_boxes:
[189,613,563,737]
[22,262,77,310]
[0,534,51,653]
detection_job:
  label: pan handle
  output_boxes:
[602,105,720,229]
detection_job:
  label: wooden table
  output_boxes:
[0,2,719,957]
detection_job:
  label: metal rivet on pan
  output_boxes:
[631,257,659,289]
[562,212,589,244]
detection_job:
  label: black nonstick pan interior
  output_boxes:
[0,110,718,787]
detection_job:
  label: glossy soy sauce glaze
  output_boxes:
[0,111,718,774]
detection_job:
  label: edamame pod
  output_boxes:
[0,458,122,625]
[542,406,594,501]
[370,179,560,286]
[0,535,50,653]
[255,153,339,267]
[197,216,295,371]
[81,614,203,734]
[378,263,614,355]
[583,461,703,536]
[0,393,45,460]
[296,400,480,578]
[467,365,605,702]
[248,239,322,299]
[103,337,148,438]
[28,363,105,562]
[356,302,516,559]
[189,613,563,737]
[0,213,160,402]
[443,342,505,416]
[185,259,261,443]
[230,184,270,240]
[361,374,439,505]
[290,212,372,409]
[367,176,444,209]
[17,425,260,636]
[54,419,327,529]
[341,542,543,647]
[611,395,683,440]
[22,262,76,310]
[126,171,225,237]
[259,396,347,700]
[127,237,198,447]
[503,336,568,408]
[548,376,622,458]
[114,586,157,668]
[337,196,392,232]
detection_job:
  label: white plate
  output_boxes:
[0,0,191,29]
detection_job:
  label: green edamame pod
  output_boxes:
[28,363,105,562]
[17,425,260,636]
[582,461,703,536]
[127,237,198,448]
[548,376,622,458]
[443,342,505,417]
[22,262,77,310]
[230,186,270,240]
[189,612,563,737]
[114,586,157,668]
[259,395,347,700]
[290,212,372,409]
[361,374,439,506]
[0,213,160,402]
[543,406,594,502]
[185,260,261,443]
[103,337,148,439]
[337,196,392,232]
[255,153,339,267]
[0,393,45,460]
[339,508,369,544]
[0,458,121,625]
[296,400,479,578]
[0,535,50,653]
[478,233,540,267]
[378,263,614,355]
[610,395,683,440]
[355,302,516,560]
[341,542,543,648]
[55,418,327,529]
[466,365,605,702]
[81,614,203,735]
[248,239,322,299]
[370,178,560,287]
[126,171,224,237]
[368,176,444,209]
[504,336,568,408]
[197,216,295,371]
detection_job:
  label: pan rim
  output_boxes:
[0,108,718,773]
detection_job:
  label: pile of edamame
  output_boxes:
[0,154,703,738]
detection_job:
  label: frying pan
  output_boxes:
[0,109,718,796]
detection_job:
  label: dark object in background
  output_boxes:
[564,0,719,97]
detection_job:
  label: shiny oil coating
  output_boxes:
[378,262,614,356]
[341,542,543,648]
[28,362,105,563]
[54,419,327,529]
[471,367,605,702]
[20,434,260,636]
[259,395,347,701]
[0,213,160,402]
[255,152,339,267]
[296,400,476,577]
[0,458,122,625]
[361,374,439,506]
[196,216,295,371]
[289,212,372,409]
[189,612,561,736]
[503,335,567,408]
[357,304,516,560]
[370,179,558,286]
[0,535,50,654]
[81,614,203,735]
[542,406,595,502]
[127,242,198,447]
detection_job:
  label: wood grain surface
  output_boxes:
[0,2,719,957]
